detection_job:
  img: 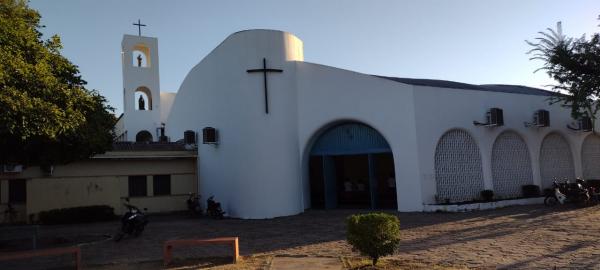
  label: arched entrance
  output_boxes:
[135,130,153,142]
[308,122,397,209]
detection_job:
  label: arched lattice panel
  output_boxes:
[582,135,600,179]
[434,130,485,202]
[491,131,533,198]
[540,133,575,187]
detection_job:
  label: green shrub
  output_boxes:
[480,190,494,201]
[38,205,117,225]
[346,212,401,265]
[522,185,541,198]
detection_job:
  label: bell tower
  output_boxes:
[121,32,161,142]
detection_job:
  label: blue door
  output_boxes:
[309,123,396,209]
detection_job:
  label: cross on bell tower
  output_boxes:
[133,19,146,36]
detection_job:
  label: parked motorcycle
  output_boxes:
[206,196,225,219]
[186,193,202,216]
[544,179,591,206]
[114,200,148,242]
[575,178,599,204]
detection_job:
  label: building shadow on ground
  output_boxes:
[4,204,599,269]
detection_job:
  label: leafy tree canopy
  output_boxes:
[527,19,600,121]
[0,0,115,166]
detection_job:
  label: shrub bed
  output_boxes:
[38,205,117,225]
[522,185,541,198]
[480,190,494,201]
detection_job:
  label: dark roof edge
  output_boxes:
[374,75,561,97]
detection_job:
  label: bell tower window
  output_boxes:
[135,86,152,110]
[132,44,151,68]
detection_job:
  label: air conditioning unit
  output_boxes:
[567,116,593,132]
[184,130,196,145]
[525,110,550,127]
[474,108,504,127]
[202,127,219,145]
[2,164,23,173]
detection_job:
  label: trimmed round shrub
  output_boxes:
[346,212,400,265]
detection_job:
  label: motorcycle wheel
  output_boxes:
[544,196,558,207]
[133,224,146,237]
[114,231,124,242]
[578,193,591,207]
[592,194,600,205]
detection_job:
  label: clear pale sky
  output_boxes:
[29,0,599,115]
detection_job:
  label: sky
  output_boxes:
[29,0,599,115]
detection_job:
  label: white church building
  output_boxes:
[115,29,600,219]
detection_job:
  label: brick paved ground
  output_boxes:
[2,204,600,269]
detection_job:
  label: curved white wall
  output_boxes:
[166,30,304,218]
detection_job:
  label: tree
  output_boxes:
[0,0,115,166]
[526,19,600,123]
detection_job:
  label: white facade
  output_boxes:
[117,29,599,219]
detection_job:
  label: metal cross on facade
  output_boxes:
[133,19,146,36]
[246,58,283,114]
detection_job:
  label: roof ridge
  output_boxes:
[374,75,557,97]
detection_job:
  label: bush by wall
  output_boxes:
[346,212,401,265]
[522,185,541,198]
[480,190,494,201]
[38,205,117,225]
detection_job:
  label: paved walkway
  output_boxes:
[270,256,342,270]
[2,204,600,269]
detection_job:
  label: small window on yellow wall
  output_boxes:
[153,175,171,196]
[132,44,151,68]
[9,179,26,203]
[128,176,147,197]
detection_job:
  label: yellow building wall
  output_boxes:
[0,157,197,223]
[27,176,124,216]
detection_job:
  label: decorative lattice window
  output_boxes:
[491,131,533,198]
[540,133,575,188]
[434,129,485,203]
[582,135,600,180]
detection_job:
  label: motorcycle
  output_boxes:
[114,200,148,242]
[544,179,591,207]
[575,178,599,204]
[206,196,225,219]
[186,193,202,216]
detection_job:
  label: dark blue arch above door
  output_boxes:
[310,123,391,156]
[309,122,396,210]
